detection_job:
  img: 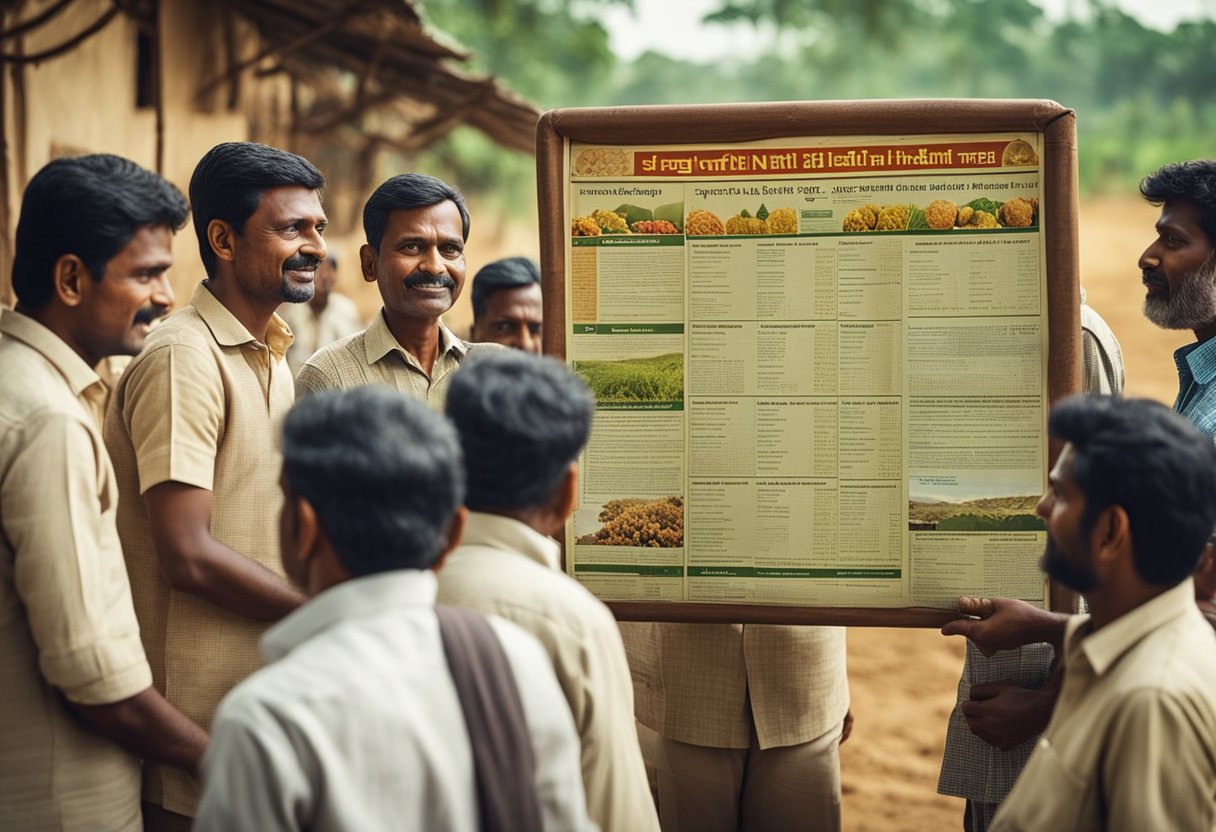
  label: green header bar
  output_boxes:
[573,323,685,335]
[572,235,685,247]
[573,564,685,577]
[688,566,901,579]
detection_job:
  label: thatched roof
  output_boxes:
[214,0,540,154]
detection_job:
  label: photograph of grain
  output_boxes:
[574,353,684,404]
[573,147,632,176]
[841,197,1038,232]
[576,496,684,547]
[572,201,684,236]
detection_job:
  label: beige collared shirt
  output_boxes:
[0,309,152,831]
[104,282,295,816]
[437,512,660,832]
[295,309,480,407]
[993,579,1216,831]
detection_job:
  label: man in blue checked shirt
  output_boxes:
[1139,160,1216,442]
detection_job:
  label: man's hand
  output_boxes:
[941,596,1069,656]
[840,709,854,745]
[961,680,1057,750]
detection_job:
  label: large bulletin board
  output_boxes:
[536,99,1080,626]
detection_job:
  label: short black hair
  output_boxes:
[188,142,325,278]
[445,350,593,512]
[471,257,541,320]
[12,154,188,309]
[1140,160,1216,247]
[1049,394,1216,586]
[363,173,470,251]
[281,386,465,575]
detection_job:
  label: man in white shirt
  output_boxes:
[439,349,660,832]
[195,385,592,832]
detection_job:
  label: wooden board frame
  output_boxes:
[537,99,1080,627]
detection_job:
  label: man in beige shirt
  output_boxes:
[296,173,485,406]
[438,350,660,832]
[944,395,1216,831]
[1,154,206,830]
[105,141,326,827]
[279,253,364,373]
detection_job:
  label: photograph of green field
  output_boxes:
[908,495,1044,532]
[574,353,684,403]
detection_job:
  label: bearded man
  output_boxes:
[1139,159,1216,440]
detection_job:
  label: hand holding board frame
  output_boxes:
[537,99,1080,626]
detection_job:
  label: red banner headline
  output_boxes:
[635,141,1013,177]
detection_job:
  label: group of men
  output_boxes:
[3,136,1216,832]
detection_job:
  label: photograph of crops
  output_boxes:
[842,196,1038,232]
[574,353,684,403]
[907,495,1044,532]
[576,497,684,547]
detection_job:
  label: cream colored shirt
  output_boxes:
[623,621,849,749]
[993,579,1216,831]
[0,309,152,831]
[437,512,660,832]
[295,310,479,407]
[197,570,594,832]
[278,291,364,374]
[104,282,295,816]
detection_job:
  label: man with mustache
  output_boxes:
[296,173,488,406]
[1139,160,1216,440]
[944,395,1216,831]
[104,141,325,829]
[0,154,208,831]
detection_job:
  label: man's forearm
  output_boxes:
[160,533,304,620]
[73,687,208,775]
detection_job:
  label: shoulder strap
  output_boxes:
[435,604,544,832]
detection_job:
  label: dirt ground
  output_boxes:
[839,195,1186,831]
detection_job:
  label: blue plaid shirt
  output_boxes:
[1174,338,1216,444]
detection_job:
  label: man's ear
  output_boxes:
[431,506,468,573]
[553,462,578,523]
[1091,505,1132,568]
[295,496,322,565]
[52,254,90,308]
[207,218,237,265]
[360,244,378,283]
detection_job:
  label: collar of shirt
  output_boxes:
[0,307,105,401]
[364,309,468,372]
[461,511,562,570]
[1065,578,1197,677]
[191,282,294,362]
[260,569,439,663]
[1176,338,1216,387]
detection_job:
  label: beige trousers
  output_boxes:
[651,720,844,832]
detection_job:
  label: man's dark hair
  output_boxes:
[362,173,470,251]
[1049,394,1216,586]
[445,350,593,512]
[12,154,189,309]
[188,142,325,278]
[281,386,465,575]
[1140,160,1216,247]
[471,257,541,320]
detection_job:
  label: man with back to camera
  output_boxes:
[296,172,489,406]
[438,349,660,832]
[104,141,326,827]
[943,394,1216,830]
[468,255,544,353]
[0,154,207,830]
[279,251,364,373]
[195,386,593,832]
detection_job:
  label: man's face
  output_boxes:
[313,258,337,300]
[231,186,327,304]
[77,224,175,364]
[1139,199,1216,330]
[363,202,466,323]
[1035,445,1099,593]
[471,283,543,353]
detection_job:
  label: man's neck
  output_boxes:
[206,276,277,342]
[1194,320,1216,344]
[476,507,561,540]
[1084,583,1165,632]
[308,294,330,316]
[384,310,443,377]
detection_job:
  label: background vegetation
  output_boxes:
[574,353,685,403]
[409,0,1214,209]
